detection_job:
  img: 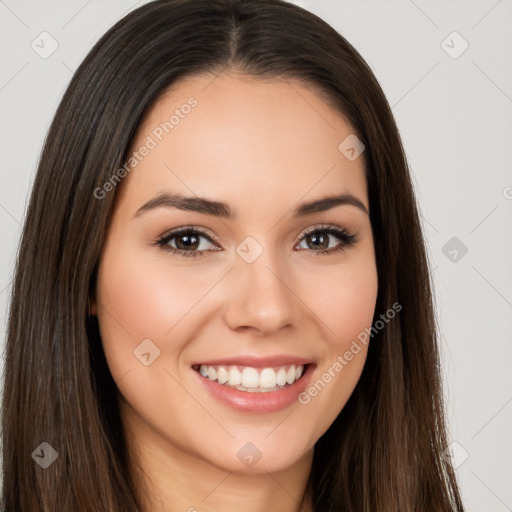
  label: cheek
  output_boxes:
[97,259,181,338]
[94,241,208,379]
[325,272,377,345]
[302,251,378,349]
[294,251,378,433]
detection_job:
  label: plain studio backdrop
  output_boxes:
[0,0,511,510]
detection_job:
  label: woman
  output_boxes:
[1,0,466,510]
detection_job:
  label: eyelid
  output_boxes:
[159,225,219,244]
[293,223,352,246]
[153,222,357,257]
[157,223,352,245]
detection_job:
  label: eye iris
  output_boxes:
[176,232,200,250]
[307,232,329,250]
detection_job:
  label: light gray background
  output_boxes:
[1,0,511,509]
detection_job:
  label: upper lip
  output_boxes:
[191,355,314,368]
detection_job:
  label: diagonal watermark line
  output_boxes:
[265,265,337,336]
[0,280,12,296]
[472,0,503,30]
[471,471,512,511]
[285,80,336,131]
[97,300,132,336]
[118,368,132,384]
[61,0,92,29]
[164,267,234,337]
[0,62,29,92]
[471,265,512,309]
[391,62,439,110]
[469,204,499,233]
[266,164,336,234]
[164,163,233,234]
[163,368,234,438]
[201,71,221,92]
[408,0,439,28]
[164,164,197,195]
[266,472,301,505]
[265,408,296,438]
[0,203,20,225]
[472,61,512,105]
[420,212,439,234]
[0,0,29,28]
[472,396,512,440]
[61,60,75,74]
[201,471,232,502]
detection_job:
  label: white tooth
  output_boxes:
[217,366,229,384]
[276,368,287,386]
[199,365,208,377]
[236,385,259,392]
[259,368,278,389]
[295,365,304,380]
[228,367,242,386]
[241,367,259,388]
[286,365,296,384]
[207,366,217,381]
[235,385,280,393]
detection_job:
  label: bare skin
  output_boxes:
[91,71,378,512]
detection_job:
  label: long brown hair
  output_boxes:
[1,1,465,510]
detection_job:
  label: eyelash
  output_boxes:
[152,224,357,258]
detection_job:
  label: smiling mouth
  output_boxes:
[192,363,308,393]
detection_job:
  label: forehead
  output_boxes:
[116,71,368,219]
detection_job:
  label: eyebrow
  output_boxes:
[134,191,369,219]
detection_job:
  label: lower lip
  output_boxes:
[193,364,315,413]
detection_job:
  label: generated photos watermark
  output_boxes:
[298,302,402,404]
[94,97,198,200]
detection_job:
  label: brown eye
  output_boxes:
[295,225,357,255]
[174,232,201,251]
[304,232,330,250]
[156,228,218,258]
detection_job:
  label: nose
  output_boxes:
[222,246,298,336]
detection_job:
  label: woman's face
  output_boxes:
[92,71,378,474]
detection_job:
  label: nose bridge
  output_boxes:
[223,237,297,334]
